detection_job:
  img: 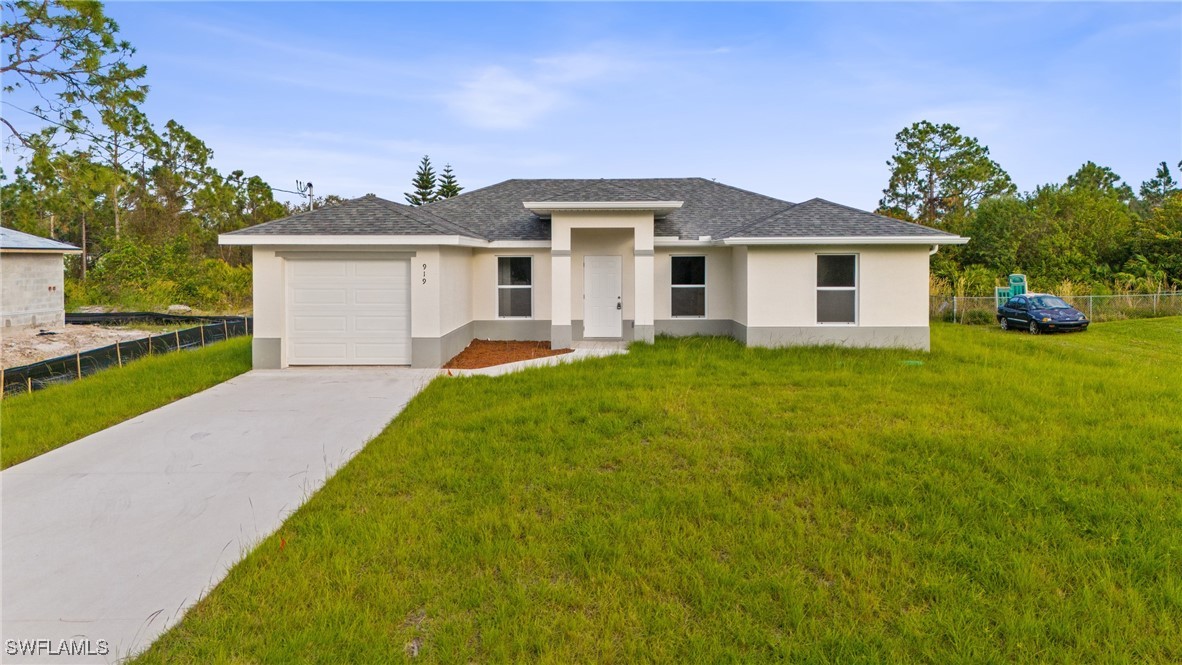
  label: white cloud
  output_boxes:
[442,49,640,130]
[443,66,564,130]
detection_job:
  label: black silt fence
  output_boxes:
[3,317,251,397]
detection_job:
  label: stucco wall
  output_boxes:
[743,245,929,328]
[471,248,552,322]
[1,252,66,329]
[654,247,733,321]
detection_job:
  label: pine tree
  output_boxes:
[437,163,463,199]
[404,155,437,206]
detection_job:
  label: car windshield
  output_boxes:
[1029,296,1070,309]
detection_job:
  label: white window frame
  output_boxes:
[497,255,533,319]
[816,253,858,326]
[670,255,707,319]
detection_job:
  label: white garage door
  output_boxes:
[286,259,411,365]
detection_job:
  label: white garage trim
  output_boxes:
[285,257,412,365]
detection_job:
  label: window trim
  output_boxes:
[816,253,858,326]
[670,254,707,319]
[496,255,533,319]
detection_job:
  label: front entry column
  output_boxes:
[551,251,573,348]
[634,250,655,343]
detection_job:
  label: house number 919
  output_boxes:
[422,263,427,285]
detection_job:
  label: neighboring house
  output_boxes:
[221,178,968,369]
[1,227,80,330]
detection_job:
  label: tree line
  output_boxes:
[878,121,1181,296]
[2,3,1174,312]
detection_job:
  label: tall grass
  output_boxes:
[134,320,1182,663]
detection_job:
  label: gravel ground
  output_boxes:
[2,324,156,368]
[443,340,572,369]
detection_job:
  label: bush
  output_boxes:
[67,238,252,313]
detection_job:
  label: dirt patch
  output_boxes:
[443,339,572,370]
[2,324,158,368]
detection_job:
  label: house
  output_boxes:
[1,227,81,329]
[221,178,968,369]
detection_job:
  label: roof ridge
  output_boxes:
[541,179,651,202]
[716,201,799,239]
[804,197,956,235]
[689,177,793,206]
[369,196,487,240]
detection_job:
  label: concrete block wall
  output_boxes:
[1,253,66,329]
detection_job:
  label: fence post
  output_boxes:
[1088,297,1093,320]
[953,297,958,324]
[116,340,123,367]
[175,329,181,351]
[75,352,82,379]
[148,335,153,355]
[27,376,32,394]
[200,325,205,347]
[223,320,229,339]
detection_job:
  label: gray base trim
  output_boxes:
[412,322,475,368]
[572,319,635,342]
[252,338,282,369]
[634,324,655,343]
[656,319,734,338]
[473,319,551,341]
[731,321,748,343]
[743,326,930,351]
[551,324,572,350]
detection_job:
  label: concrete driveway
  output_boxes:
[1,367,437,663]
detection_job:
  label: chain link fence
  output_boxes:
[931,293,1182,325]
[3,316,251,397]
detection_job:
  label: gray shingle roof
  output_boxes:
[0,227,80,252]
[422,178,793,241]
[537,179,656,202]
[225,194,482,237]
[725,198,961,239]
[225,179,955,242]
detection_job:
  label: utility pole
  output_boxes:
[296,180,314,210]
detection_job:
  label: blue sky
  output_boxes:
[7,2,1181,209]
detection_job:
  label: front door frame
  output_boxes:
[583,254,623,338]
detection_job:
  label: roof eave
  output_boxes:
[523,201,684,216]
[721,235,969,246]
[0,247,82,254]
[218,234,488,247]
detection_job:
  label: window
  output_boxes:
[497,257,532,318]
[671,256,706,317]
[816,254,856,324]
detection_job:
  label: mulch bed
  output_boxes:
[443,339,573,370]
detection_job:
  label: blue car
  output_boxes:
[997,293,1089,334]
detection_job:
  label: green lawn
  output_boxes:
[136,321,1181,663]
[1,337,252,469]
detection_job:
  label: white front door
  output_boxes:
[286,258,411,365]
[583,255,622,338]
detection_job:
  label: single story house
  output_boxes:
[1,227,80,329]
[221,178,968,369]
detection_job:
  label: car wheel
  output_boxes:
[999,317,1009,331]
[1028,321,1040,335]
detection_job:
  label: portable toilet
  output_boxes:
[1008,274,1027,296]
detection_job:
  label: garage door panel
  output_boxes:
[353,287,404,305]
[292,288,348,305]
[292,315,347,333]
[355,315,407,333]
[289,342,348,363]
[354,261,402,278]
[354,342,409,360]
[291,261,348,278]
[287,259,411,365]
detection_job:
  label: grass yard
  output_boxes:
[1,337,252,469]
[137,320,1181,663]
